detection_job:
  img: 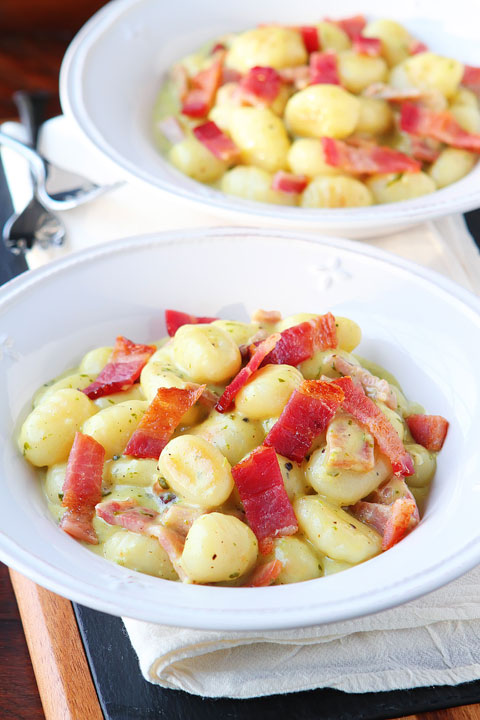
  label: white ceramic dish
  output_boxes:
[59,0,480,238]
[1,227,480,630]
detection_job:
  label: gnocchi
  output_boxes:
[20,306,447,587]
[154,17,480,207]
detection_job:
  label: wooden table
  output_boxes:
[2,561,480,720]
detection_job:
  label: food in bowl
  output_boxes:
[153,14,480,208]
[18,307,448,587]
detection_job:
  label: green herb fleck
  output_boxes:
[58,492,64,501]
[229,572,240,579]
[158,476,169,489]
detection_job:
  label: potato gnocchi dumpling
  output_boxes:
[155,16,480,207]
[19,307,448,587]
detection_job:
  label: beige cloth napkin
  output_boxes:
[16,116,480,697]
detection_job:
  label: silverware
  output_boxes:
[2,197,65,255]
[0,130,122,212]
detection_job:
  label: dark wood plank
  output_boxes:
[9,570,103,720]
[0,564,44,720]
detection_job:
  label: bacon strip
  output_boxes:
[125,384,205,458]
[96,499,159,533]
[82,336,156,400]
[96,498,188,580]
[363,83,424,101]
[278,65,311,90]
[165,309,218,337]
[299,26,320,54]
[182,55,224,118]
[353,36,382,57]
[409,39,428,55]
[261,313,337,367]
[351,477,419,550]
[161,503,206,537]
[239,66,282,104]
[272,171,308,194]
[406,414,449,452]
[265,380,345,463]
[329,15,366,40]
[332,376,414,476]
[400,102,480,153]
[245,559,283,587]
[193,121,240,162]
[332,355,397,409]
[321,137,421,174]
[310,51,340,86]
[409,137,441,163]
[251,309,282,324]
[232,446,298,554]
[462,65,480,94]
[60,432,105,544]
[215,333,280,413]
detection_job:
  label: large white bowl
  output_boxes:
[59,0,480,238]
[1,227,480,630]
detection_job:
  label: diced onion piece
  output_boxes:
[157,116,185,144]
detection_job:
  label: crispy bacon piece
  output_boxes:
[60,432,105,545]
[125,384,205,458]
[215,333,280,413]
[409,39,428,55]
[332,376,414,476]
[245,559,283,587]
[197,387,218,411]
[329,15,366,40]
[310,51,340,85]
[222,67,243,84]
[462,65,480,94]
[351,497,418,550]
[96,499,159,533]
[239,66,282,104]
[406,414,449,452]
[400,102,480,153]
[353,36,382,57]
[182,55,224,117]
[193,121,240,162]
[321,137,421,174]
[211,42,226,54]
[299,26,320,53]
[165,309,218,336]
[82,336,156,400]
[232,446,298,554]
[251,309,282,324]
[351,477,419,550]
[409,137,441,163]
[265,380,345,463]
[332,355,397,409]
[272,171,308,194]
[261,313,337,367]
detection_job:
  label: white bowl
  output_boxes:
[60,0,480,238]
[1,227,480,630]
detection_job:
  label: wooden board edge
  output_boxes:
[9,569,103,720]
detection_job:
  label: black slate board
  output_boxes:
[1,143,480,720]
[74,602,480,720]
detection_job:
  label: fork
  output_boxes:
[0,130,123,212]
